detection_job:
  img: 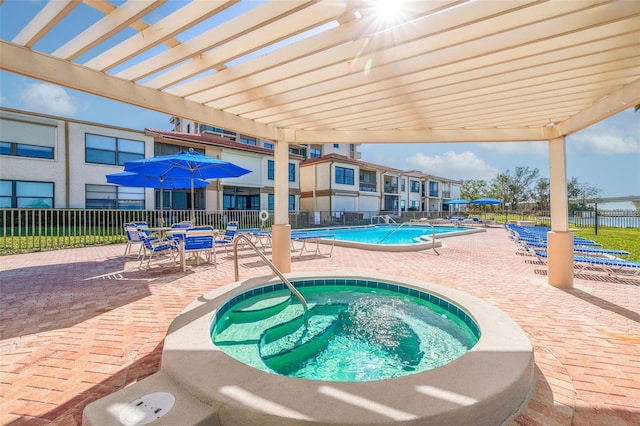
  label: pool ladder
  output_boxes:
[378,222,440,254]
[232,234,309,311]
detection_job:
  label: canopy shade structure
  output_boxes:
[123,150,251,222]
[443,199,470,205]
[1,1,638,144]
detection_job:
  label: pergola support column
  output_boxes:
[271,139,291,273]
[547,136,573,288]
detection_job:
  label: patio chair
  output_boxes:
[183,227,216,266]
[138,231,179,271]
[123,223,154,258]
[214,221,239,253]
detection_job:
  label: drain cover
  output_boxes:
[119,392,176,426]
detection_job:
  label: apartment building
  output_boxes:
[1,108,461,215]
[0,108,302,212]
[400,170,462,213]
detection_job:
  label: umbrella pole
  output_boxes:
[159,179,164,226]
[190,169,195,224]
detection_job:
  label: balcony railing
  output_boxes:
[359,182,377,192]
[383,185,398,193]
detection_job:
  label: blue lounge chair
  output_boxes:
[530,249,640,278]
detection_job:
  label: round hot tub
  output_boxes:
[161,271,535,425]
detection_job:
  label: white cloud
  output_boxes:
[567,108,640,155]
[406,151,500,180]
[568,124,639,155]
[20,83,78,115]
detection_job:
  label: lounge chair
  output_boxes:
[518,239,629,258]
[529,249,640,278]
[138,231,179,271]
[290,231,336,257]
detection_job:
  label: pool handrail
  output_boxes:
[378,221,440,254]
[232,234,309,310]
[371,214,397,224]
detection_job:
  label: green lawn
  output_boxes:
[571,227,640,261]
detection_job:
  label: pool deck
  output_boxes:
[1,227,639,425]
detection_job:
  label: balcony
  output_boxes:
[384,185,398,193]
[359,181,377,192]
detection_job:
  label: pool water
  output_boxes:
[302,225,466,245]
[212,284,478,382]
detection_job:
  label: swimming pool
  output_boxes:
[300,224,484,252]
[212,281,479,382]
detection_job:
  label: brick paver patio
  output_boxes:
[1,227,639,425]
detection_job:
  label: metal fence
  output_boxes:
[1,208,637,253]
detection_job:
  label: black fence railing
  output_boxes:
[1,208,637,253]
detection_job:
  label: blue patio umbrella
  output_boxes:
[443,199,470,205]
[106,171,211,224]
[470,197,502,205]
[123,149,252,222]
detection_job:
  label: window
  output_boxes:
[429,181,439,197]
[85,134,144,166]
[1,117,56,160]
[154,142,204,156]
[359,170,377,192]
[410,200,420,209]
[0,180,54,208]
[335,166,354,185]
[400,200,406,211]
[310,148,321,158]
[86,184,144,209]
[267,160,296,182]
[264,142,274,150]
[289,147,306,157]
[410,180,420,193]
[401,178,406,192]
[0,141,54,159]
[333,144,340,148]
[288,163,296,182]
[199,124,235,138]
[268,194,296,211]
[239,135,257,145]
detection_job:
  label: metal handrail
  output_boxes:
[378,221,409,243]
[232,234,308,310]
[370,214,397,224]
[378,221,440,255]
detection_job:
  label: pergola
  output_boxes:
[2,0,639,287]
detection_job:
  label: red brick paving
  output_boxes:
[1,228,639,425]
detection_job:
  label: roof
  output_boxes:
[1,1,638,145]
[145,128,303,159]
[301,153,403,173]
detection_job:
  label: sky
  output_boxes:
[1,0,639,210]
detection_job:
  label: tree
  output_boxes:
[489,167,540,211]
[533,178,550,211]
[460,179,488,201]
[567,177,602,212]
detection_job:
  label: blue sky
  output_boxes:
[1,0,638,209]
